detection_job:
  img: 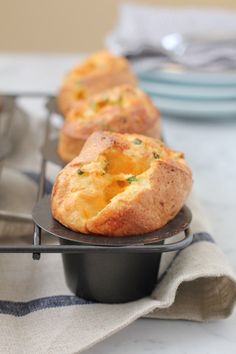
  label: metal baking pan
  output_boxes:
[0,93,193,304]
[32,195,192,303]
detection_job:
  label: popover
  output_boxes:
[51,132,192,237]
[57,51,137,115]
[58,85,161,162]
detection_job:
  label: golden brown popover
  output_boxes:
[58,51,137,115]
[58,85,161,162]
[51,132,192,237]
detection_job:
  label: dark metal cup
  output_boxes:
[32,196,192,303]
[60,238,164,303]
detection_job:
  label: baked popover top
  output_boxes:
[51,132,192,237]
[63,85,160,138]
[58,51,137,115]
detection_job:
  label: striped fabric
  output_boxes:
[0,228,214,317]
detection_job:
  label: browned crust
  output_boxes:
[57,129,85,162]
[52,132,192,237]
[57,52,137,116]
[72,131,130,164]
[58,116,161,163]
[145,120,161,139]
[57,86,161,162]
[86,160,192,236]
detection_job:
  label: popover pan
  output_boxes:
[33,196,192,303]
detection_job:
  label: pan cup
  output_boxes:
[60,238,164,303]
[32,196,192,304]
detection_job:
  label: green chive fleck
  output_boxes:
[133,138,142,145]
[101,123,110,130]
[102,95,109,103]
[76,80,82,87]
[77,168,84,175]
[118,95,123,104]
[101,161,109,175]
[127,175,137,184]
[153,152,160,159]
[91,101,97,110]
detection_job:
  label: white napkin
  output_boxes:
[106,4,236,70]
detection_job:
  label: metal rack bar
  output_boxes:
[0,92,55,99]
[0,229,193,254]
[32,97,54,260]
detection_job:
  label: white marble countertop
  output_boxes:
[0,54,235,354]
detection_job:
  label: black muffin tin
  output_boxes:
[32,196,192,303]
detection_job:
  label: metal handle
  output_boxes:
[0,228,193,254]
[32,97,54,260]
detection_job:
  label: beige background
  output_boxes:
[0,0,235,52]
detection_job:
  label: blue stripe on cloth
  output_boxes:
[0,232,213,317]
[0,295,92,317]
[191,232,215,244]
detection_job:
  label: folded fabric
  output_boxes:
[106,4,236,70]
[0,101,58,239]
[0,169,35,239]
[0,168,55,239]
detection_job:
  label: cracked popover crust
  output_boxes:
[51,132,192,237]
[58,85,161,162]
[57,51,137,115]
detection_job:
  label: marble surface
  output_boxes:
[0,54,235,354]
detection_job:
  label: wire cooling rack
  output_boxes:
[0,92,193,260]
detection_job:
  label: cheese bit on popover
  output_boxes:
[57,51,137,115]
[58,85,161,162]
[51,132,192,237]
